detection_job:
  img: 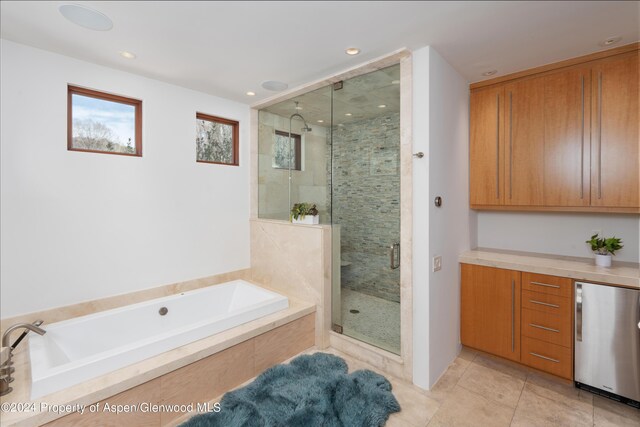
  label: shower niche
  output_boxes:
[257,64,401,355]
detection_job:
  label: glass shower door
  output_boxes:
[330,65,401,354]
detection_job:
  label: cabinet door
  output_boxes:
[470,86,505,206]
[544,67,591,206]
[591,52,640,208]
[461,264,521,361]
[505,77,545,206]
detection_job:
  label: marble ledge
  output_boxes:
[250,217,331,230]
[0,299,315,427]
[459,248,639,289]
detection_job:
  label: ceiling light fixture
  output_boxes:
[317,120,324,123]
[59,4,113,31]
[392,80,400,85]
[345,113,352,116]
[482,70,498,76]
[345,47,360,56]
[600,36,622,47]
[246,91,256,96]
[119,51,136,59]
[261,80,288,91]
[378,104,387,108]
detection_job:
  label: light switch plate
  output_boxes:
[433,255,442,272]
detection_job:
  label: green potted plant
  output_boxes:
[290,203,319,225]
[585,233,623,267]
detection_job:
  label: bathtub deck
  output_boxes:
[0,298,315,427]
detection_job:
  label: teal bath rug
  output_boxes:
[181,352,401,427]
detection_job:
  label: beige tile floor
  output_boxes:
[174,346,640,427]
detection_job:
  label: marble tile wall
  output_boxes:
[250,218,332,347]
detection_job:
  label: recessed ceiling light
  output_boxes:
[378,104,387,108]
[246,91,256,96]
[261,80,288,91]
[392,80,400,85]
[345,113,352,116]
[345,47,360,56]
[600,36,622,47]
[482,70,498,76]
[317,120,324,123]
[59,4,113,31]
[119,51,136,59]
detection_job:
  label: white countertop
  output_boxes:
[459,248,639,289]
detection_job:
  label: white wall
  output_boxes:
[0,40,251,318]
[412,46,476,389]
[412,46,431,390]
[477,212,639,263]
[427,48,476,386]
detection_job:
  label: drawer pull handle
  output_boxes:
[529,352,560,363]
[529,300,560,308]
[529,323,560,333]
[530,281,560,289]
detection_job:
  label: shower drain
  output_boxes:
[349,309,360,314]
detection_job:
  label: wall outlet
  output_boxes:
[433,255,442,272]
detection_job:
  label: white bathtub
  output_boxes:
[28,280,288,399]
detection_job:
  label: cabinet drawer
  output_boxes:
[522,290,571,316]
[522,336,572,380]
[522,273,572,298]
[522,308,572,348]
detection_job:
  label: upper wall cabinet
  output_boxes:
[504,76,545,206]
[590,53,639,208]
[543,67,591,207]
[470,86,504,206]
[469,45,639,214]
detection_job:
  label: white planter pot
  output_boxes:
[594,254,612,267]
[291,215,319,225]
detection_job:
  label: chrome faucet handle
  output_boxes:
[2,322,46,348]
[10,320,44,350]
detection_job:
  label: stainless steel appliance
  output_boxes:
[575,281,640,406]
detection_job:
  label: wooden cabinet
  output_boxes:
[543,67,591,207]
[470,86,504,206]
[461,265,574,380]
[520,273,573,379]
[504,77,545,206]
[469,45,639,213]
[461,264,521,362]
[590,52,639,208]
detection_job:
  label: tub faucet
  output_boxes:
[1,321,46,396]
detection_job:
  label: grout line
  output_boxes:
[509,372,528,426]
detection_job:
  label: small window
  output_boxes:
[68,85,142,156]
[196,113,239,166]
[273,130,301,170]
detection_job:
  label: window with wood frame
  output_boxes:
[68,85,142,156]
[273,130,302,170]
[196,113,239,166]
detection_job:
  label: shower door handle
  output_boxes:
[389,243,400,270]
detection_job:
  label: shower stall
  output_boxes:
[257,64,401,354]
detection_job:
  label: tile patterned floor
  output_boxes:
[327,346,639,427]
[174,346,640,427]
[340,289,401,354]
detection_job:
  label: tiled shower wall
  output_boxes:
[331,113,401,302]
